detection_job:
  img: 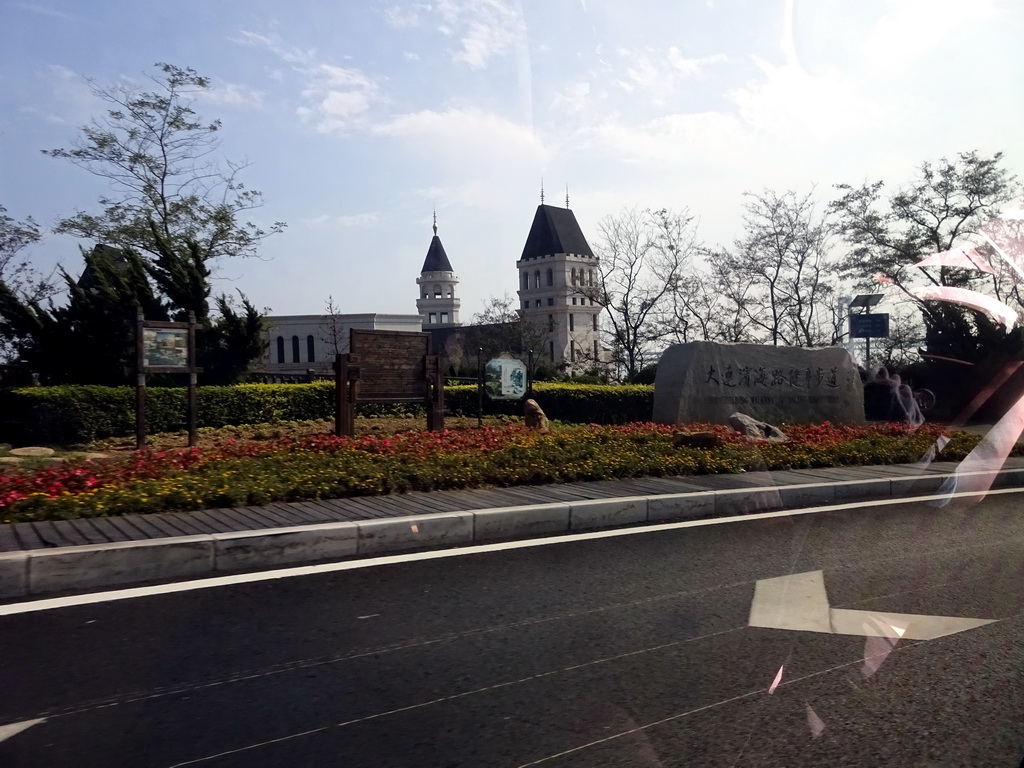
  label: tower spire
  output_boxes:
[432,207,437,236]
[540,178,545,205]
[565,184,570,209]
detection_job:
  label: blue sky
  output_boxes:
[2,0,1022,318]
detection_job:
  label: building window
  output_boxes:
[548,314,554,332]
[428,312,437,324]
[589,270,594,287]
[291,335,300,363]
[306,335,315,363]
[522,272,529,290]
[547,297,554,306]
[440,312,449,324]
[533,270,541,288]
[569,314,575,331]
[433,284,442,298]
[276,336,285,364]
[523,301,529,310]
[594,339,600,359]
[570,341,576,362]
[549,341,554,360]
[572,297,577,305]
[535,299,541,308]
[423,293,428,299]
[592,314,598,331]
[571,268,577,286]
[447,288,453,298]
[546,268,553,286]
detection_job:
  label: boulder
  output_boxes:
[9,446,56,457]
[729,412,788,442]
[653,341,865,426]
[524,399,550,432]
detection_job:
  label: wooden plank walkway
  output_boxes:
[2,459,1022,552]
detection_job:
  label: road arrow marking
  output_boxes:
[748,570,996,640]
[0,717,46,743]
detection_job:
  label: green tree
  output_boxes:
[43,63,284,264]
[830,150,1020,363]
[2,64,284,383]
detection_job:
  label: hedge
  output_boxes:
[0,382,655,444]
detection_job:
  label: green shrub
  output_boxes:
[0,381,654,444]
[446,382,653,423]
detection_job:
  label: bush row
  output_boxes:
[0,382,655,444]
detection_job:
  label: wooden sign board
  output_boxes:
[335,329,444,436]
[350,329,430,402]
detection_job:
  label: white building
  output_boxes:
[261,313,423,374]
[516,201,604,373]
[416,215,461,329]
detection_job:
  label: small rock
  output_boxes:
[524,399,550,432]
[82,452,109,460]
[729,412,788,442]
[0,457,22,464]
[9,446,56,457]
[672,431,724,449]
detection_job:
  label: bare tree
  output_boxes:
[668,257,761,344]
[471,293,547,361]
[716,189,842,347]
[319,294,346,356]
[586,207,699,381]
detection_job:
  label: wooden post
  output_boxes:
[334,353,344,437]
[345,355,359,436]
[135,307,147,450]
[477,347,484,428]
[527,349,534,398]
[186,311,198,448]
[425,355,444,432]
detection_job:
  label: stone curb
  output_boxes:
[2,467,1023,599]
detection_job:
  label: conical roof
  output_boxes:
[520,204,594,261]
[420,234,453,273]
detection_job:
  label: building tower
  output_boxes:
[416,213,461,329]
[516,194,603,373]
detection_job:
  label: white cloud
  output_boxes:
[551,81,591,114]
[578,110,749,167]
[295,63,382,133]
[234,30,317,67]
[728,57,884,144]
[860,0,997,74]
[196,82,264,108]
[403,51,421,61]
[384,5,422,29]
[376,107,548,209]
[617,48,727,105]
[303,212,380,228]
[434,0,527,70]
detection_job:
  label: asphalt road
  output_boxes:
[2,492,1024,767]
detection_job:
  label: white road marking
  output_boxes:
[748,570,996,640]
[0,717,46,743]
[2,486,1022,617]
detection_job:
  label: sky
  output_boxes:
[1,0,1023,319]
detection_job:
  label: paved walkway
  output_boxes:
[5,458,1022,553]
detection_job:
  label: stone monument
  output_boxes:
[653,341,865,426]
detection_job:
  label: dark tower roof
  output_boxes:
[520,204,594,261]
[420,235,453,273]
